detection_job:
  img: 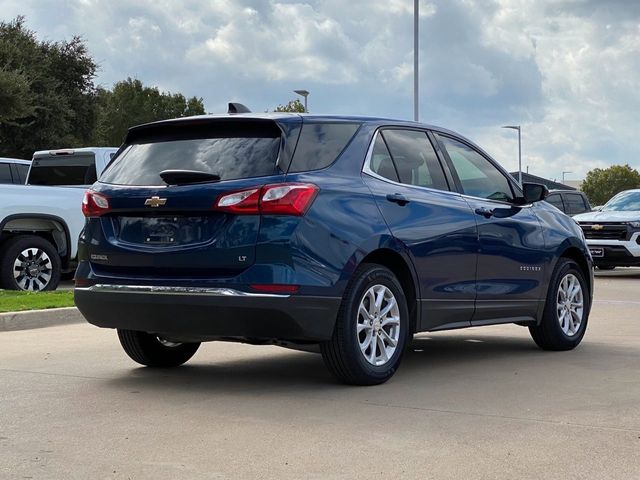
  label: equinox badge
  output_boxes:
[144,196,167,208]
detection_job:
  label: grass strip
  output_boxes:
[0,289,75,313]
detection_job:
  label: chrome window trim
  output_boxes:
[362,129,532,207]
[76,284,290,298]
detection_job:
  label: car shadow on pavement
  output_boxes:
[103,331,550,393]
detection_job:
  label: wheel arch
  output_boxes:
[558,245,592,297]
[358,248,420,333]
[0,214,72,268]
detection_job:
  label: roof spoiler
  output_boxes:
[228,102,251,114]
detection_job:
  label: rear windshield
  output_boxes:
[29,154,97,186]
[101,132,281,186]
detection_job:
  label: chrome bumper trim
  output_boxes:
[76,284,290,298]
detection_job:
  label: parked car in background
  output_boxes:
[574,189,640,270]
[75,113,593,385]
[545,190,592,216]
[0,147,118,291]
[0,158,31,185]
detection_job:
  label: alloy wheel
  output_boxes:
[556,273,584,337]
[13,247,53,291]
[356,284,401,366]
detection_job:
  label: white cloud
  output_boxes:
[1,0,639,181]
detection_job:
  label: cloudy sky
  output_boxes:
[3,0,640,181]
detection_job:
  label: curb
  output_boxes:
[0,307,84,332]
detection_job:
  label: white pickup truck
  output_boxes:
[574,189,640,270]
[0,147,118,291]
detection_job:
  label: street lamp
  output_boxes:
[502,125,522,186]
[293,89,309,113]
[413,0,419,122]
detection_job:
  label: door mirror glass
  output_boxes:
[522,183,549,203]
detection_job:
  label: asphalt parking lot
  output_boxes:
[1,271,639,479]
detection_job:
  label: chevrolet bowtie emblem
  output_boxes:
[591,224,604,230]
[144,196,167,208]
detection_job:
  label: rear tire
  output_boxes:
[321,264,410,385]
[529,258,589,351]
[0,235,61,291]
[117,329,200,367]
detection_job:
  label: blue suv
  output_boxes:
[74,113,593,385]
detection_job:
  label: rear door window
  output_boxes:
[381,129,449,191]
[565,193,588,215]
[0,163,12,184]
[14,163,29,183]
[101,126,282,186]
[369,135,399,182]
[546,193,565,212]
[29,154,97,186]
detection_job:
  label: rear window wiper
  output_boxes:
[159,169,221,185]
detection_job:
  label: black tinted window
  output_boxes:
[566,194,588,214]
[437,134,514,202]
[369,135,399,182]
[15,163,29,183]
[382,130,448,191]
[0,163,12,184]
[29,155,96,186]
[101,137,281,186]
[288,122,359,173]
[546,194,565,211]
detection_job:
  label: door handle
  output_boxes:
[474,207,495,218]
[386,193,410,206]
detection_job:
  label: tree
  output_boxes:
[274,99,306,113]
[0,69,34,123]
[0,17,98,158]
[581,164,640,205]
[95,78,206,146]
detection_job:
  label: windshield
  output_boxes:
[602,191,640,212]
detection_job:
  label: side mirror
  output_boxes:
[522,182,549,203]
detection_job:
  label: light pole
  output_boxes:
[502,125,522,185]
[413,0,419,122]
[562,171,572,184]
[293,89,309,113]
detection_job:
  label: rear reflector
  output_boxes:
[250,284,299,294]
[82,190,110,217]
[214,183,318,216]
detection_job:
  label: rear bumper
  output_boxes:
[74,285,341,342]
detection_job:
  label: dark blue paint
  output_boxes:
[76,114,592,333]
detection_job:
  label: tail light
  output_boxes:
[214,183,318,216]
[82,190,110,217]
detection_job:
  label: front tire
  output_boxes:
[321,264,410,385]
[0,235,61,291]
[529,258,589,351]
[117,329,200,367]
